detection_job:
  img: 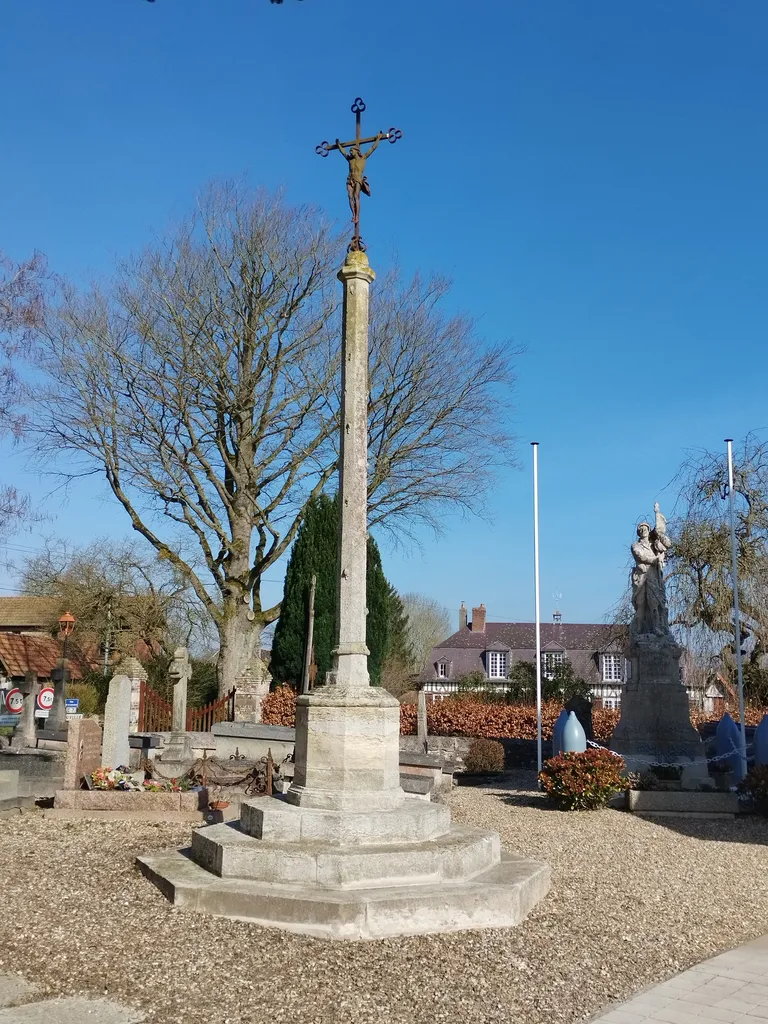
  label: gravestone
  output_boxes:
[102,675,131,769]
[63,718,103,789]
[417,689,428,753]
[120,656,146,734]
[18,671,40,749]
[161,647,192,763]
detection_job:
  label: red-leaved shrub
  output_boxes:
[261,685,297,726]
[539,748,626,810]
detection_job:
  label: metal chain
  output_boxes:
[583,737,753,767]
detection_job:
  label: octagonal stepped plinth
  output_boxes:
[191,820,500,888]
[240,795,451,845]
[138,794,551,940]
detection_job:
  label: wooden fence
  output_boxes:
[186,687,236,732]
[137,680,172,732]
[137,683,236,733]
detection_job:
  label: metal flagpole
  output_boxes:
[725,439,748,778]
[532,442,543,775]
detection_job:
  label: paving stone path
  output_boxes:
[0,974,143,1023]
[591,935,768,1024]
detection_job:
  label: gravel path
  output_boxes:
[1,776,767,1024]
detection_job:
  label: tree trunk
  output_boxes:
[218,599,268,721]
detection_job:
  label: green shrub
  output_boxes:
[463,738,505,774]
[539,748,626,810]
[738,765,768,814]
[65,682,101,717]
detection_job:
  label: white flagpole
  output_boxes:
[532,442,543,775]
[725,438,748,778]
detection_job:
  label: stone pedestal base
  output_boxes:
[611,635,707,780]
[137,794,549,939]
[288,685,403,812]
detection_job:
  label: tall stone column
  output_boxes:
[331,251,373,691]
[287,250,403,812]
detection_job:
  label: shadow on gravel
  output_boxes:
[493,790,559,811]
[635,813,768,846]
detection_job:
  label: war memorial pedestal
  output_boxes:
[138,238,549,940]
[611,509,708,787]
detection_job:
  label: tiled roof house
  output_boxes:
[421,603,629,708]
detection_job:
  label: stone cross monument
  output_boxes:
[611,503,707,782]
[138,99,549,939]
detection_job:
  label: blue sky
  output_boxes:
[1,0,767,629]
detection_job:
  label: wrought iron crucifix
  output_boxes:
[316,98,402,252]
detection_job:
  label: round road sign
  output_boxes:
[37,687,55,712]
[5,688,24,714]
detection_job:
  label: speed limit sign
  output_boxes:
[37,687,55,712]
[4,688,24,715]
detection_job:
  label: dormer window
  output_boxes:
[602,654,624,682]
[542,651,565,679]
[487,651,508,679]
[436,659,451,679]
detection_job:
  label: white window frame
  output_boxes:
[437,661,449,679]
[542,651,565,679]
[602,653,624,683]
[602,696,621,710]
[487,650,508,679]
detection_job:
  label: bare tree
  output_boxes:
[29,184,518,693]
[19,536,212,664]
[669,434,768,639]
[0,250,47,535]
[401,593,452,675]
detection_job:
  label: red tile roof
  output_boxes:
[0,633,85,681]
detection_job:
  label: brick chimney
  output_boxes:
[471,604,486,633]
[459,602,467,630]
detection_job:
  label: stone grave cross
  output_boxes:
[169,646,191,733]
[162,647,192,764]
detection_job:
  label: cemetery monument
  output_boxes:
[138,98,549,939]
[611,502,708,782]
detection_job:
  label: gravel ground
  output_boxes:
[1,775,768,1024]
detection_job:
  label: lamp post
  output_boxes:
[48,611,75,733]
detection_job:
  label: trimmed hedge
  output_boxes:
[261,685,766,741]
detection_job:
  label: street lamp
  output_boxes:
[48,611,76,733]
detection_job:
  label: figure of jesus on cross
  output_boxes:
[316,98,402,252]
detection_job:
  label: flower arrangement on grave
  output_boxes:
[90,768,191,792]
[538,748,627,810]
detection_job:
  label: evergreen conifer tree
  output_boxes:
[270,494,338,686]
[270,494,394,686]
